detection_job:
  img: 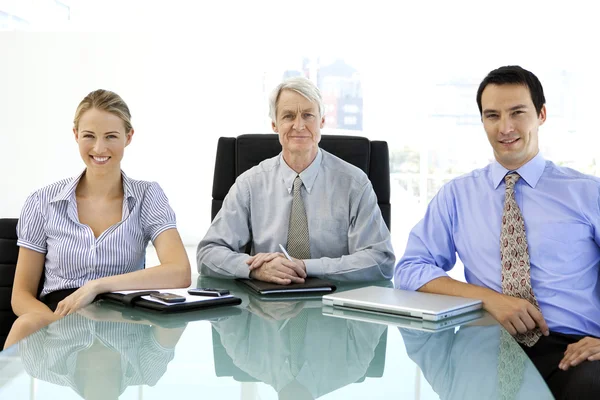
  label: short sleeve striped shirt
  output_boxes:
[16,171,177,297]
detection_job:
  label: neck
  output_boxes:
[76,168,123,199]
[497,150,539,171]
[282,148,318,174]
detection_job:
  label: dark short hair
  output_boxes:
[476,65,546,116]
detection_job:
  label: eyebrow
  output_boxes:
[482,104,528,116]
[279,107,316,115]
[81,130,121,135]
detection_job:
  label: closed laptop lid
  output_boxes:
[322,286,482,320]
[322,305,485,332]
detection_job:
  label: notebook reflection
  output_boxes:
[211,296,388,400]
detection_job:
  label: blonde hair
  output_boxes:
[269,77,324,122]
[73,89,133,132]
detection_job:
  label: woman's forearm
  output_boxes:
[11,290,54,317]
[92,263,191,295]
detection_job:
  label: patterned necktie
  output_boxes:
[497,328,527,399]
[500,173,542,347]
[287,176,311,259]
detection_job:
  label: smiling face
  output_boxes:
[272,89,324,160]
[74,108,133,173]
[481,84,546,170]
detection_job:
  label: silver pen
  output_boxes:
[279,244,293,261]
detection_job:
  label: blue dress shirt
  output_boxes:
[198,149,394,281]
[396,153,600,337]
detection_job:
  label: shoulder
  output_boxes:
[235,154,280,184]
[123,176,173,212]
[543,160,600,186]
[320,149,369,186]
[27,177,76,205]
[124,176,163,197]
[435,164,492,201]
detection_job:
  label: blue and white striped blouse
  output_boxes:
[16,171,177,297]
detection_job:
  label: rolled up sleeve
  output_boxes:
[395,184,457,290]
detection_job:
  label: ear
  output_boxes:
[73,127,79,141]
[538,105,547,126]
[125,129,134,147]
[271,120,278,133]
[320,116,325,129]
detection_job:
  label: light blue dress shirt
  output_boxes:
[400,325,553,399]
[396,153,600,337]
[17,171,177,297]
[198,149,395,281]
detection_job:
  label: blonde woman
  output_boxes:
[5,90,191,349]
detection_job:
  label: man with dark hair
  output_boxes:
[396,65,600,398]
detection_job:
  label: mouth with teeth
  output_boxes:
[90,155,110,165]
[499,138,520,147]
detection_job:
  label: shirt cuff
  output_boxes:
[150,223,177,242]
[17,239,47,254]
[303,259,323,277]
[235,262,251,279]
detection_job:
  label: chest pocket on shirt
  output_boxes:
[536,222,592,263]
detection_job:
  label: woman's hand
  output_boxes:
[55,281,101,316]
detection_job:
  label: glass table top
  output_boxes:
[0,278,553,400]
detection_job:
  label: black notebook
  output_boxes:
[236,278,337,295]
[98,288,242,313]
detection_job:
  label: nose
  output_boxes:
[293,114,305,131]
[93,138,107,154]
[498,115,514,135]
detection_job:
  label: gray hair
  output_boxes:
[269,77,324,122]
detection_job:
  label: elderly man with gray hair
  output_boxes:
[197,77,394,284]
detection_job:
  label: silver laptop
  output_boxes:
[322,286,482,322]
[322,305,484,332]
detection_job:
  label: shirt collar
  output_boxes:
[280,149,323,194]
[491,152,546,189]
[50,170,136,203]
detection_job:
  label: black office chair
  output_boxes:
[211,134,391,231]
[0,218,19,348]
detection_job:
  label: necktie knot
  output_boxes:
[293,176,303,193]
[504,173,520,190]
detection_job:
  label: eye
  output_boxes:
[83,134,94,138]
[282,114,293,120]
[512,110,525,116]
[303,113,315,119]
[485,114,498,120]
[107,135,117,139]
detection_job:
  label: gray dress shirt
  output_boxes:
[197,148,394,280]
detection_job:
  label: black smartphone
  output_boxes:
[187,288,230,297]
[149,292,186,303]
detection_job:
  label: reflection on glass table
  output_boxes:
[0,277,554,400]
[401,324,554,400]
[17,311,185,400]
[211,295,388,399]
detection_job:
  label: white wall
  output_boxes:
[0,32,272,244]
[2,0,600,248]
